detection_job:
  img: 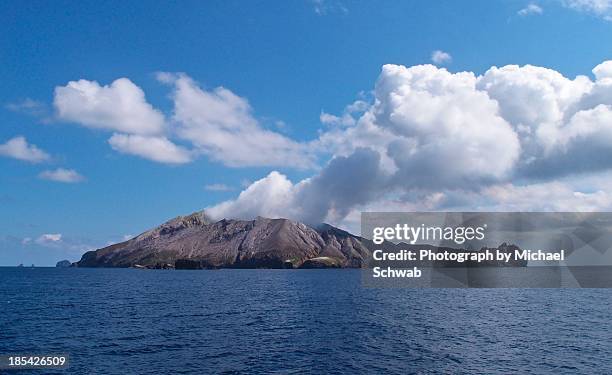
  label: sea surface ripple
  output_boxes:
[1,268,611,374]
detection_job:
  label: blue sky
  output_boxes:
[2,0,612,265]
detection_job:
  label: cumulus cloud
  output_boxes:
[39,168,85,183]
[208,171,298,221]
[44,60,612,226]
[320,112,355,127]
[431,50,452,65]
[475,63,612,178]
[593,60,612,80]
[54,78,165,135]
[376,64,520,187]
[477,64,591,142]
[160,72,314,168]
[53,77,195,165]
[0,136,51,163]
[108,133,192,164]
[518,3,543,16]
[320,64,521,187]
[208,149,387,224]
[291,148,387,224]
[51,74,315,167]
[209,60,612,226]
[320,100,369,127]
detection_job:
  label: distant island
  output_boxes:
[73,211,527,270]
[75,212,368,269]
[56,260,72,268]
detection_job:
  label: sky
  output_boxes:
[2,0,612,265]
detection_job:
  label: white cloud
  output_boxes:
[431,50,452,65]
[480,182,612,211]
[518,3,543,16]
[43,59,612,227]
[208,149,387,225]
[367,64,520,187]
[208,171,299,220]
[6,98,44,111]
[160,72,314,168]
[54,78,165,135]
[563,0,612,20]
[320,112,354,127]
[211,59,612,226]
[39,168,85,183]
[23,232,96,253]
[561,104,612,147]
[476,64,591,150]
[36,233,62,244]
[5,98,49,119]
[320,100,369,127]
[204,183,234,192]
[108,133,192,164]
[0,136,51,163]
[53,78,190,164]
[593,60,612,80]
[52,74,314,167]
[475,63,612,178]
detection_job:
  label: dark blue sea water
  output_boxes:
[1,268,612,374]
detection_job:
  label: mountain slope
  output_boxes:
[76,212,371,268]
[75,211,526,269]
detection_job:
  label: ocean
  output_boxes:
[1,267,611,374]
